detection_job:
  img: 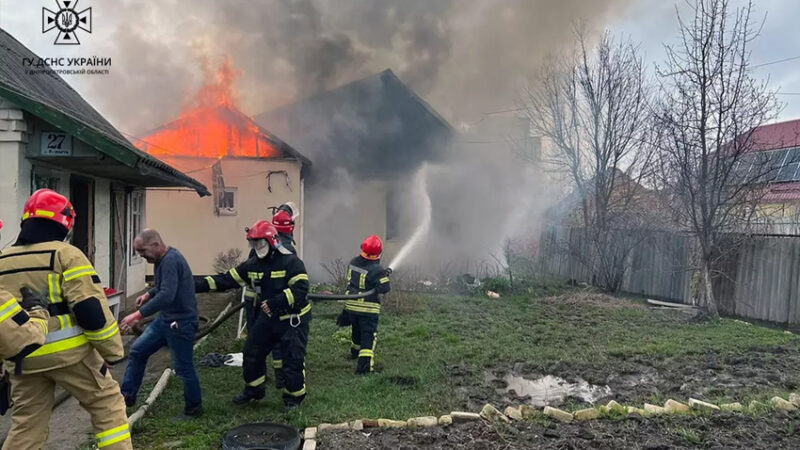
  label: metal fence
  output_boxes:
[537,226,800,324]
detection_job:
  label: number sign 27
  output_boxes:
[41,132,72,156]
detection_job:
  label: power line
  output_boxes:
[752,55,800,69]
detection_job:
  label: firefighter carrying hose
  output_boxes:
[339,235,391,374]
[0,189,131,450]
[242,204,299,389]
[196,220,310,411]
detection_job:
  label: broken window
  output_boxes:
[216,187,238,216]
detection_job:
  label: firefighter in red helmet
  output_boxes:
[196,220,310,411]
[0,189,131,450]
[241,205,298,389]
[341,235,391,374]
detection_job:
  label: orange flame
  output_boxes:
[136,56,280,162]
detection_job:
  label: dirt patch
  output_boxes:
[318,412,800,449]
[449,342,800,411]
[542,292,649,309]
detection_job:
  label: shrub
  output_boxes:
[212,248,244,274]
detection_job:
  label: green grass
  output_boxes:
[130,291,798,449]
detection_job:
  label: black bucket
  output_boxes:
[222,423,302,450]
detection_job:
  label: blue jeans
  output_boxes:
[121,316,202,408]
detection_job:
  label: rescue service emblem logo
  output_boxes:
[42,0,92,45]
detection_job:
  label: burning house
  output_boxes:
[0,29,209,313]
[138,60,311,275]
[255,69,453,276]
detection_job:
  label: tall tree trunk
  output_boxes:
[703,260,719,317]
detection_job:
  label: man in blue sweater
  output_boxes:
[119,229,202,417]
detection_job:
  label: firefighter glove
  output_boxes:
[19,287,48,311]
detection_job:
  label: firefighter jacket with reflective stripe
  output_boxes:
[197,252,310,319]
[0,290,49,361]
[345,256,391,314]
[0,241,123,373]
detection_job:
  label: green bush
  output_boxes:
[482,276,511,293]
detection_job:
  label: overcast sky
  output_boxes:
[1,0,798,133]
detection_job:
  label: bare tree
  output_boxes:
[653,0,779,316]
[522,28,655,291]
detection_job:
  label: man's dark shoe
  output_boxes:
[233,388,265,405]
[184,403,203,417]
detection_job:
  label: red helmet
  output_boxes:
[0,219,4,231]
[22,189,75,231]
[246,220,281,248]
[272,210,294,234]
[361,235,383,260]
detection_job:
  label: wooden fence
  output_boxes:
[536,226,800,324]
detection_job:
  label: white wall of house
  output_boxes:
[1,97,148,296]
[146,157,304,275]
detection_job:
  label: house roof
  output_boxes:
[0,28,209,196]
[254,69,453,180]
[747,118,800,152]
[136,105,311,167]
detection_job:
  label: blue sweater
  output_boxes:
[140,247,199,322]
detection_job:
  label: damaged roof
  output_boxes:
[0,28,209,196]
[255,69,453,180]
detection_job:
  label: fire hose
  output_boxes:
[192,289,376,341]
[26,289,378,422]
[0,289,381,447]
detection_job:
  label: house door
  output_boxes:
[70,175,95,262]
[111,189,127,293]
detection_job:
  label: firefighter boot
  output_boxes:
[233,386,265,405]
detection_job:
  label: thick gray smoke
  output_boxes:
[87,0,633,134]
[82,0,634,279]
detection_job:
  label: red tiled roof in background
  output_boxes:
[748,118,800,152]
[763,181,800,202]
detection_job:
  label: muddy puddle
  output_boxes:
[486,372,611,407]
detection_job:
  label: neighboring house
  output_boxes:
[0,29,209,312]
[547,168,670,231]
[255,69,453,275]
[137,104,311,275]
[734,118,800,235]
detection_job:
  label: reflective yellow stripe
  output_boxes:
[205,276,217,291]
[358,349,374,358]
[63,265,94,277]
[347,269,352,284]
[98,432,130,448]
[284,385,306,397]
[63,266,97,282]
[30,318,48,334]
[247,376,266,387]
[96,423,131,448]
[288,274,308,286]
[271,270,286,278]
[278,303,311,321]
[359,273,366,290]
[34,209,55,218]
[379,277,390,284]
[284,288,294,307]
[345,302,381,314]
[272,359,283,369]
[57,314,66,330]
[229,268,246,287]
[244,290,257,299]
[28,334,88,357]
[64,267,97,282]
[96,423,129,439]
[0,299,22,323]
[84,322,120,341]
